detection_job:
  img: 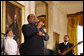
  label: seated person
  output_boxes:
[57,35,74,55]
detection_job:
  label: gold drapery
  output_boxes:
[78,13,83,26]
[67,12,83,55]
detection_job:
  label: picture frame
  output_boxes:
[2,1,25,46]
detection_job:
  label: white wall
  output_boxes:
[47,2,54,49]
[17,1,35,24]
[53,5,67,43]
[57,1,83,14]
[47,1,67,50]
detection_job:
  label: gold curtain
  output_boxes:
[67,12,83,55]
[78,13,83,26]
[68,16,78,55]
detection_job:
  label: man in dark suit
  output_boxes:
[21,14,49,55]
[57,35,74,55]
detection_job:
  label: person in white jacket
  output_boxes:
[4,29,19,55]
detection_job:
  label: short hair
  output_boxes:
[64,35,69,38]
[27,15,30,20]
[6,29,12,35]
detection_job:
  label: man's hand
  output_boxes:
[37,31,43,36]
[58,50,62,55]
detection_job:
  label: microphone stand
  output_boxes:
[1,33,6,55]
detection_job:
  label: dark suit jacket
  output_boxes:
[58,42,74,55]
[21,23,49,55]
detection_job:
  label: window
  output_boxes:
[77,25,83,55]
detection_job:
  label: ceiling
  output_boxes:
[46,1,83,14]
[58,1,83,14]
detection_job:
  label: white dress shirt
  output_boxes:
[4,36,18,55]
[64,42,68,45]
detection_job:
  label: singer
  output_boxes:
[21,14,49,55]
[4,29,19,55]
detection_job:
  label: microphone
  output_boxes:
[35,19,39,23]
[34,19,39,26]
[35,20,46,28]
